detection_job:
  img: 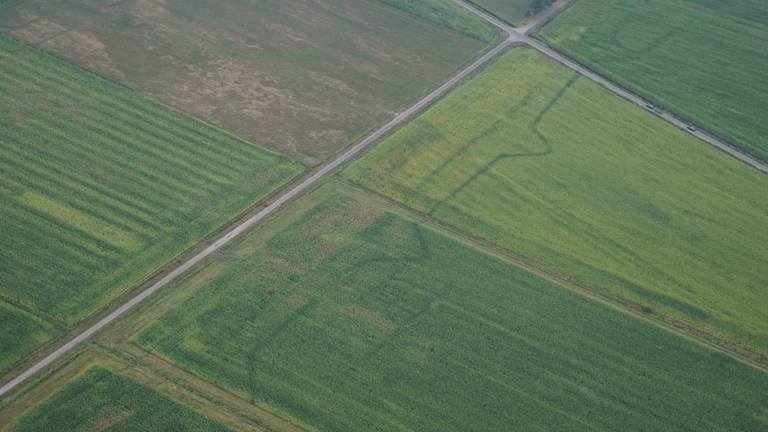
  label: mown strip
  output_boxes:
[135,184,768,432]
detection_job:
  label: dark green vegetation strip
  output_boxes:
[0,0,488,165]
[344,47,768,355]
[136,185,768,432]
[377,0,501,42]
[0,302,55,372]
[470,0,555,25]
[6,366,234,431]
[0,35,301,324]
[538,0,768,161]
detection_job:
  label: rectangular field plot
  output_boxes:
[343,46,768,355]
[134,184,768,432]
[537,0,768,161]
[5,366,234,431]
[0,36,301,329]
[0,0,489,165]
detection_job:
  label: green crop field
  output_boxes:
[0,34,301,365]
[344,46,768,355]
[134,184,768,432]
[537,0,768,161]
[377,0,500,42]
[5,366,234,431]
[471,0,555,25]
[0,302,55,372]
[0,0,489,165]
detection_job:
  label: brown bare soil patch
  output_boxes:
[0,0,487,165]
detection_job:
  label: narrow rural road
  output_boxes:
[457,0,768,174]
[0,14,517,400]
[4,0,765,401]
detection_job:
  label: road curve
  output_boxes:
[456,0,768,174]
[0,23,516,399]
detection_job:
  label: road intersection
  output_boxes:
[2,0,764,400]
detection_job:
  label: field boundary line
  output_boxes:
[457,0,768,370]
[0,21,517,399]
[337,178,768,374]
[104,344,310,432]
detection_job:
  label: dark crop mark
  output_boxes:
[426,74,579,217]
[414,85,539,194]
[246,299,317,403]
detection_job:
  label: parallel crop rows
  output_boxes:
[0,34,301,366]
[134,185,768,432]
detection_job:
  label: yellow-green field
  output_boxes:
[344,46,768,355]
[538,0,768,161]
[131,183,768,431]
[0,34,301,369]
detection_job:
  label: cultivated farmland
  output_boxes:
[344,47,768,355]
[0,35,301,364]
[0,303,55,372]
[0,0,489,165]
[537,0,768,161]
[379,0,501,42]
[471,0,556,25]
[133,184,768,432]
[5,366,234,431]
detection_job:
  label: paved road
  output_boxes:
[523,36,768,174]
[458,0,768,174]
[4,0,765,401]
[0,17,517,400]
